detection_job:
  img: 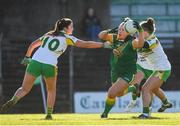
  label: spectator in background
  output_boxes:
[82,8,102,40]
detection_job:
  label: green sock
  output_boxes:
[132,93,137,100]
[128,86,136,93]
[143,107,150,114]
[47,107,53,116]
[162,98,168,104]
[103,97,115,115]
[128,86,137,100]
[11,96,20,105]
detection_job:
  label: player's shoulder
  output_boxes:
[65,34,79,41]
[64,34,79,45]
[146,35,159,44]
[146,35,159,49]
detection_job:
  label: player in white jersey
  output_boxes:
[0,18,109,119]
[135,18,172,118]
[126,56,172,113]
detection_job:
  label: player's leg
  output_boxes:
[0,72,36,113]
[0,60,40,113]
[139,77,161,118]
[127,85,137,100]
[125,85,138,112]
[101,78,129,118]
[154,88,167,101]
[44,76,57,120]
[153,88,172,112]
[130,71,145,97]
[125,71,145,112]
[43,64,57,120]
[153,70,172,112]
[139,71,170,118]
[130,64,150,99]
[133,65,154,96]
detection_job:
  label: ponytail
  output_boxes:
[147,17,154,26]
[140,17,155,34]
[47,18,72,36]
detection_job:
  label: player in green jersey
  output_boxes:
[98,18,144,118]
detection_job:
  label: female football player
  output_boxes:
[126,57,172,114]
[0,18,109,119]
[135,18,172,118]
[112,18,172,118]
[98,18,144,118]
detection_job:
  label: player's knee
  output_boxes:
[108,89,117,98]
[108,93,115,99]
[47,91,56,97]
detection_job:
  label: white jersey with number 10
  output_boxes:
[32,34,78,66]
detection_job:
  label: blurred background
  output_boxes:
[0,0,180,113]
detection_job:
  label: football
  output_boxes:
[124,20,137,35]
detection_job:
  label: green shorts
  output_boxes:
[136,64,171,82]
[26,60,57,78]
[136,64,153,80]
[111,71,135,84]
[151,70,171,82]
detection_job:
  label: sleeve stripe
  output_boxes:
[149,43,158,49]
[66,38,75,45]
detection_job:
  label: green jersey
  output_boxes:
[110,35,137,83]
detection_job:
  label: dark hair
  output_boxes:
[47,18,72,36]
[140,17,155,34]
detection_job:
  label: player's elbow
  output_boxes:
[98,32,103,39]
[98,31,107,40]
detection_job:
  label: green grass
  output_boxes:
[0,113,180,126]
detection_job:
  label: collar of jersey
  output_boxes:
[59,30,66,36]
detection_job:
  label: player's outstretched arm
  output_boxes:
[65,34,111,48]
[75,40,104,48]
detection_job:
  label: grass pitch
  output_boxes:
[0,113,180,126]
